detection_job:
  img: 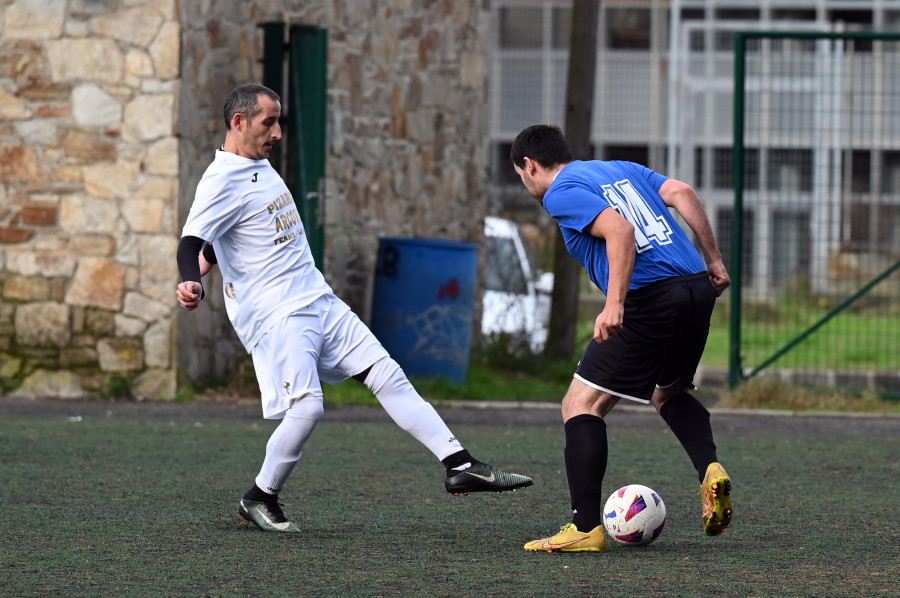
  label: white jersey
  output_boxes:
[182,150,332,351]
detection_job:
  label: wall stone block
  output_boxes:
[91,6,165,47]
[83,308,115,337]
[125,49,155,78]
[82,161,140,199]
[6,249,75,277]
[59,346,98,368]
[97,337,143,372]
[123,291,170,322]
[65,257,125,310]
[16,79,71,102]
[62,128,117,162]
[21,204,57,226]
[46,39,124,84]
[122,198,164,233]
[114,313,147,338]
[15,301,71,347]
[10,369,85,399]
[0,88,30,120]
[0,353,22,379]
[0,41,46,80]
[71,84,122,128]
[0,227,34,244]
[3,275,50,301]
[143,319,171,368]
[122,94,174,142]
[0,145,46,183]
[3,0,67,40]
[71,234,116,257]
[146,137,178,176]
[150,22,181,80]
[132,368,176,401]
[60,194,122,233]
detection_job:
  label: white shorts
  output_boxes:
[251,294,389,419]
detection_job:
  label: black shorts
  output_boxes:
[574,273,716,403]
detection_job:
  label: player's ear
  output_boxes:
[231,112,245,131]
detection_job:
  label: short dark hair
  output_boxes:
[223,83,281,129]
[510,124,573,169]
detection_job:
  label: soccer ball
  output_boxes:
[603,484,667,546]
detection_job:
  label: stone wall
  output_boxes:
[1,0,491,397]
[176,0,491,385]
[0,0,181,399]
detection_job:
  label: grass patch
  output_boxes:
[1,413,898,597]
[719,376,900,414]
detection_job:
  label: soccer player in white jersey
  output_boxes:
[511,125,732,552]
[176,83,532,533]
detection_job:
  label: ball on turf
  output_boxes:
[603,484,667,546]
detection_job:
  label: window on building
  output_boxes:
[694,147,704,189]
[882,151,900,194]
[713,147,759,190]
[491,142,519,185]
[681,7,706,52]
[499,6,543,49]
[887,10,900,33]
[829,9,874,51]
[770,9,817,53]
[682,8,704,21]
[714,8,760,52]
[876,205,900,253]
[771,209,811,286]
[606,7,651,50]
[847,150,871,194]
[772,9,816,22]
[848,204,900,254]
[603,144,648,165]
[552,6,572,49]
[767,149,813,192]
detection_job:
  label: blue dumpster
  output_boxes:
[371,237,478,383]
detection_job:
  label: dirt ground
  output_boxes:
[1,395,898,437]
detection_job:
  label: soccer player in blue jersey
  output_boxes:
[512,124,732,552]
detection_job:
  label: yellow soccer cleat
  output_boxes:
[701,462,732,536]
[524,523,606,552]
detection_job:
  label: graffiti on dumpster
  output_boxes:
[403,303,471,367]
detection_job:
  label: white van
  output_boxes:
[481,216,554,353]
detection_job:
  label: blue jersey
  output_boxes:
[543,160,706,294]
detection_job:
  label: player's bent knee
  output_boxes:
[361,357,411,397]
[285,395,325,421]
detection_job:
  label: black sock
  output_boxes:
[564,414,608,532]
[442,449,477,471]
[243,484,275,502]
[659,393,718,482]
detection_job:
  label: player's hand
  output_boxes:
[176,281,203,310]
[593,305,624,344]
[707,260,731,297]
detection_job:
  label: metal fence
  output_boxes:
[730,31,900,396]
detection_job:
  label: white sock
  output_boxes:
[363,357,463,461]
[254,397,324,495]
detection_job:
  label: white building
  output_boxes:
[489,0,900,297]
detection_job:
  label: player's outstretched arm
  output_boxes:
[658,179,730,296]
